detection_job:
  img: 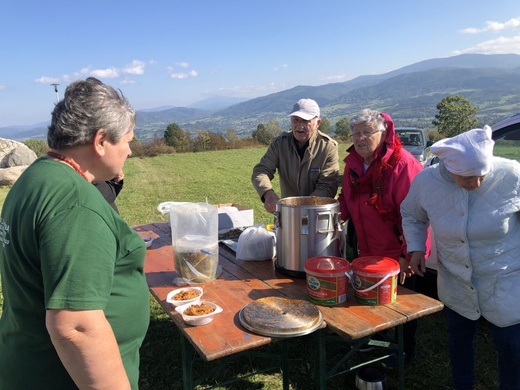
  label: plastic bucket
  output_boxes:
[351,256,399,305]
[304,256,351,306]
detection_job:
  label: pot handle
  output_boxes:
[316,211,335,234]
[274,211,281,229]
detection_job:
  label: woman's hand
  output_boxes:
[409,251,426,277]
[398,256,414,284]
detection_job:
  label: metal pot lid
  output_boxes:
[239,296,324,338]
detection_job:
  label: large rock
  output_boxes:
[0,138,38,186]
[2,146,37,167]
[0,166,28,186]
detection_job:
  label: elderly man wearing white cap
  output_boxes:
[401,126,520,390]
[252,98,339,213]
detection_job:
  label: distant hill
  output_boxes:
[187,95,249,111]
[180,53,520,135]
[0,122,48,140]
[3,53,520,141]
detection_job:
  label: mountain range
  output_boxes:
[2,53,520,141]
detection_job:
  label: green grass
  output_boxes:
[0,143,505,389]
[116,148,281,227]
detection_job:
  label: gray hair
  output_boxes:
[349,109,386,132]
[47,77,136,149]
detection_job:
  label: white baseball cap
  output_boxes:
[288,98,320,120]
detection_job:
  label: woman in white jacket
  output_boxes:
[401,126,520,390]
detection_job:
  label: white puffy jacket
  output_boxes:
[401,157,520,327]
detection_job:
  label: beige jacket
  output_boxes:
[251,130,339,200]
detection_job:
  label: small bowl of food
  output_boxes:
[166,287,203,307]
[175,300,223,326]
[143,237,154,248]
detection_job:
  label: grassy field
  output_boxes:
[0,142,507,389]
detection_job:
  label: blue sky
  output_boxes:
[1,0,519,127]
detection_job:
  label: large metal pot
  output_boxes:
[274,196,342,278]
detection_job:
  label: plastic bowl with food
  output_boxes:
[143,237,154,248]
[166,287,203,307]
[175,300,223,326]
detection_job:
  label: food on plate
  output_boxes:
[184,303,216,316]
[173,290,200,301]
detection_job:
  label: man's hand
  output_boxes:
[263,190,280,214]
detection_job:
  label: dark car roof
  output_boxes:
[491,112,520,140]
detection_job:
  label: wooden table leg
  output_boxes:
[397,324,404,390]
[181,335,194,390]
[281,338,289,390]
[313,329,327,389]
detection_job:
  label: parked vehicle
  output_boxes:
[395,127,433,165]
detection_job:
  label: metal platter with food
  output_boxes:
[239,296,324,337]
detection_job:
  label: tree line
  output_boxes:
[161,95,479,153]
[23,95,480,158]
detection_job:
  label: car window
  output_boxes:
[396,130,424,145]
[493,128,520,162]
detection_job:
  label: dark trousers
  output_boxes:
[445,306,520,390]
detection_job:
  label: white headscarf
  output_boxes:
[431,126,494,176]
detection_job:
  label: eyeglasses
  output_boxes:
[291,116,317,126]
[350,129,382,140]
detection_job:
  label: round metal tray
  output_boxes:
[239,296,324,338]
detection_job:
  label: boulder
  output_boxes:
[0,138,38,186]
[0,138,28,161]
[2,146,37,167]
[0,166,28,186]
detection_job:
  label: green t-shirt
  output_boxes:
[0,157,150,389]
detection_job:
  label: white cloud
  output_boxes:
[460,17,520,34]
[273,64,288,71]
[0,84,7,90]
[453,35,520,55]
[35,76,60,84]
[36,59,150,85]
[168,67,198,79]
[122,60,145,75]
[90,67,120,78]
[171,73,188,79]
[177,62,189,68]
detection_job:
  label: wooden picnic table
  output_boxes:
[136,221,444,390]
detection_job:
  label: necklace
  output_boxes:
[47,151,89,181]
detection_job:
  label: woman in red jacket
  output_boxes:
[338,108,430,366]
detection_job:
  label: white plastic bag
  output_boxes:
[157,201,219,285]
[236,226,275,261]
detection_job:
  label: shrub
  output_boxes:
[24,139,49,157]
[141,138,175,157]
